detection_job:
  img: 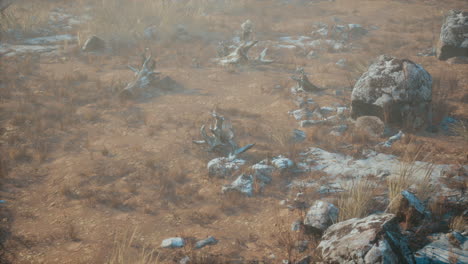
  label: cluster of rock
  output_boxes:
[286,191,467,264]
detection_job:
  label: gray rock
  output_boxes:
[380,130,404,147]
[336,58,347,68]
[161,237,185,248]
[291,220,302,231]
[144,25,158,40]
[437,10,468,60]
[303,200,339,232]
[415,232,467,264]
[195,236,218,249]
[82,35,105,52]
[351,55,432,130]
[318,213,415,264]
[222,174,253,196]
[295,255,311,264]
[348,24,368,39]
[292,129,306,142]
[207,157,245,178]
[251,162,274,184]
[272,155,294,169]
[306,50,318,59]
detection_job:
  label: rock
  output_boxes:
[295,255,311,264]
[437,10,468,60]
[82,35,105,52]
[179,256,190,264]
[336,58,346,68]
[23,34,76,45]
[272,156,294,169]
[355,116,385,138]
[292,129,306,142]
[351,55,432,130]
[222,174,253,196]
[207,157,245,178]
[195,236,218,249]
[306,50,318,59]
[303,200,339,232]
[300,119,325,127]
[415,232,467,263]
[295,241,309,253]
[291,220,302,231]
[348,24,368,39]
[395,190,431,230]
[318,213,415,264]
[289,108,314,121]
[380,131,404,147]
[161,237,185,248]
[330,124,348,136]
[251,162,274,184]
[144,25,158,40]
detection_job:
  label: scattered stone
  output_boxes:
[208,157,246,178]
[300,119,325,127]
[336,58,346,68]
[82,35,105,52]
[289,108,314,121]
[437,10,468,60]
[222,174,253,196]
[292,129,306,142]
[295,241,309,253]
[303,200,339,232]
[23,34,76,45]
[351,55,432,130]
[318,214,415,264]
[144,25,158,40]
[195,236,218,249]
[161,237,185,248]
[415,232,467,263]
[272,155,294,169]
[251,162,274,184]
[348,24,368,39]
[380,131,404,148]
[306,50,318,59]
[291,220,302,231]
[417,47,436,57]
[179,256,190,264]
[355,116,385,138]
[330,124,348,136]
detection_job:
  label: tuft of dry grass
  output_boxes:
[449,215,467,233]
[449,120,468,141]
[0,1,51,38]
[387,145,436,213]
[337,179,375,222]
[107,228,158,264]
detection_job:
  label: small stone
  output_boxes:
[161,237,185,248]
[195,236,218,249]
[82,36,105,52]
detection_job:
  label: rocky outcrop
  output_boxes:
[351,55,432,130]
[437,10,468,60]
[414,232,467,264]
[318,214,415,264]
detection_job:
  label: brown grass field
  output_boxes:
[0,0,467,263]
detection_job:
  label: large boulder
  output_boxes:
[351,55,432,130]
[437,10,468,60]
[318,213,415,264]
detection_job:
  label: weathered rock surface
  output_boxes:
[303,200,339,232]
[414,232,467,264]
[82,35,105,52]
[208,157,245,178]
[272,155,294,169]
[318,213,415,264]
[437,10,468,60]
[351,55,432,130]
[395,190,432,230]
[161,237,185,248]
[222,174,253,196]
[195,236,218,249]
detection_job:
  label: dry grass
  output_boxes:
[449,215,467,233]
[387,145,437,213]
[449,120,468,141]
[107,228,158,264]
[0,0,51,38]
[337,179,375,222]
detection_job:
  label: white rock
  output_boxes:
[303,200,339,232]
[222,174,253,196]
[272,156,294,169]
[161,237,185,248]
[208,157,246,178]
